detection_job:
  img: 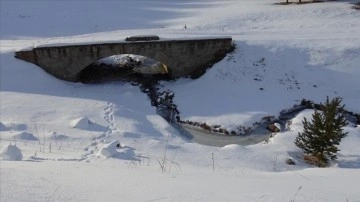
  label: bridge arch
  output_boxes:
[77,54,170,83]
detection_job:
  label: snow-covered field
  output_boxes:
[1,0,360,201]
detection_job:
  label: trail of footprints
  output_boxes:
[104,102,116,133]
[83,102,116,160]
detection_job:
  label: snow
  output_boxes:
[96,140,137,160]
[1,0,360,201]
[274,123,281,131]
[0,122,8,131]
[12,132,38,141]
[0,144,23,161]
[70,117,92,129]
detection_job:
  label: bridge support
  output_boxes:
[15,37,234,82]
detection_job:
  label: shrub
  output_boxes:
[295,97,348,166]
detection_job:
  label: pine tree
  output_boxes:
[295,97,348,165]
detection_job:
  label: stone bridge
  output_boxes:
[15,37,234,82]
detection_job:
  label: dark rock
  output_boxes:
[300,99,313,108]
[261,116,275,122]
[285,158,295,165]
[266,123,281,133]
[200,123,211,131]
[213,125,221,129]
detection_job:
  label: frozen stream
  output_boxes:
[173,121,271,147]
[181,124,271,147]
[158,108,272,147]
[85,54,273,147]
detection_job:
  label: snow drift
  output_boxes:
[12,132,38,141]
[97,140,136,160]
[70,117,92,129]
[0,144,23,161]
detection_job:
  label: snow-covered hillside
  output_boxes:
[1,0,360,201]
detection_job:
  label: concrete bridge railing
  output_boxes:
[15,37,234,82]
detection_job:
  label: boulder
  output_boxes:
[266,123,281,133]
[200,123,211,131]
[285,158,296,165]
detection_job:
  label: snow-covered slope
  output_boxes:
[1,0,360,201]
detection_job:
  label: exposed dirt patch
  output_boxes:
[303,154,327,167]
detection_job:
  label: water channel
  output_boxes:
[81,54,273,147]
[143,80,272,147]
[173,122,271,147]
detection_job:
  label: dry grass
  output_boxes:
[303,154,327,167]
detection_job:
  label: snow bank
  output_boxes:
[97,140,136,160]
[273,123,281,131]
[97,140,121,158]
[0,144,23,161]
[70,117,92,129]
[0,122,9,131]
[12,132,38,141]
[288,109,314,131]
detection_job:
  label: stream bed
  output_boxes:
[81,59,359,147]
[141,80,273,147]
[80,54,274,147]
[176,123,271,147]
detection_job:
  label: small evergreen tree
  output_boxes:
[295,97,348,165]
